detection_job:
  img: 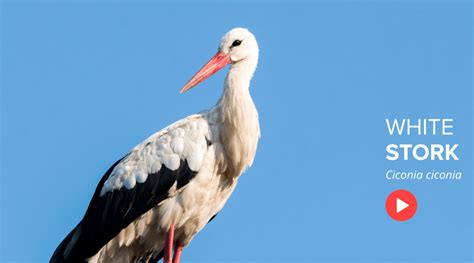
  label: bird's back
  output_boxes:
[51,113,236,262]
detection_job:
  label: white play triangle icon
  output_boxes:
[396,198,409,213]
[386,190,417,221]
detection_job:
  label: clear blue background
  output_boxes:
[1,1,472,262]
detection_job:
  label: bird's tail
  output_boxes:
[50,223,83,263]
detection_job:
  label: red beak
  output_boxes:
[180,52,231,93]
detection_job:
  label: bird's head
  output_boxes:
[180,27,259,93]
[218,27,259,63]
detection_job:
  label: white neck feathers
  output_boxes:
[216,58,260,177]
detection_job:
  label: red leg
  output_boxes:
[172,244,184,263]
[163,224,175,263]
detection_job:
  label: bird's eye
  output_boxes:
[231,40,242,47]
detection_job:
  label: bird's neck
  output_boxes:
[216,58,260,177]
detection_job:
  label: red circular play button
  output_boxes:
[385,189,417,221]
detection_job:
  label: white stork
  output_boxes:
[51,27,260,263]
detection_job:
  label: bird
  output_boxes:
[51,27,260,263]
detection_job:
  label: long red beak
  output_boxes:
[180,52,231,93]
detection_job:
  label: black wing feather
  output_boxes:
[51,157,197,262]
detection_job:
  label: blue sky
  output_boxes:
[1,1,472,262]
